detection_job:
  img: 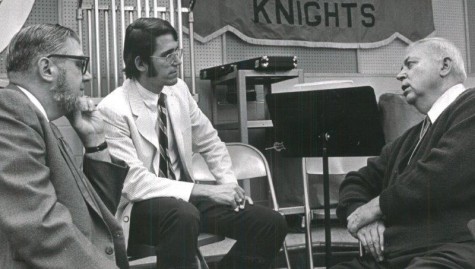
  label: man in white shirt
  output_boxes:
[98,18,287,269]
[333,38,475,268]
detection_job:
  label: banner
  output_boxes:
[0,0,35,52]
[186,0,434,48]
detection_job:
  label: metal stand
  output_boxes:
[301,159,314,269]
[268,85,386,269]
[188,0,198,99]
[322,133,332,268]
[301,132,332,269]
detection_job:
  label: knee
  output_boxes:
[170,200,200,226]
[262,211,288,239]
[272,212,288,238]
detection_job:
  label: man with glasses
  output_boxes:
[47,54,90,74]
[98,18,287,269]
[0,24,129,268]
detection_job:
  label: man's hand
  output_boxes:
[356,220,385,262]
[67,96,105,147]
[192,183,253,211]
[347,196,383,236]
[67,96,111,162]
[234,195,254,212]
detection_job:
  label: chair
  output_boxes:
[129,235,220,269]
[193,142,292,269]
[129,142,290,269]
[379,93,424,144]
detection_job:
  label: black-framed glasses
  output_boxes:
[46,54,90,75]
[149,48,183,64]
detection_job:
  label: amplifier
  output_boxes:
[200,56,298,80]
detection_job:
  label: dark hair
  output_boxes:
[123,18,178,79]
[6,24,80,73]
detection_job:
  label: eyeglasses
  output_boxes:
[46,54,90,75]
[149,48,183,64]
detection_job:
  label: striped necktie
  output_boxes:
[408,116,432,165]
[157,93,176,180]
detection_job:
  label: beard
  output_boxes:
[51,68,79,114]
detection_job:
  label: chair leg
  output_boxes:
[283,240,292,269]
[197,248,209,269]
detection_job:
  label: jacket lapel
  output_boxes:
[127,80,160,174]
[166,91,193,181]
[127,81,160,151]
[49,122,104,217]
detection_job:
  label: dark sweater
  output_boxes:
[337,88,475,258]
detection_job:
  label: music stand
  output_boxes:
[266,85,385,268]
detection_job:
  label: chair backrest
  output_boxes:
[227,143,268,179]
[192,142,279,210]
[192,143,268,181]
[379,93,424,143]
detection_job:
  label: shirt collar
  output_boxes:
[427,83,466,123]
[133,80,171,109]
[17,85,49,121]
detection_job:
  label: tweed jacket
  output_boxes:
[98,78,236,244]
[0,85,129,269]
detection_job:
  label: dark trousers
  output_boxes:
[331,240,475,269]
[128,197,288,269]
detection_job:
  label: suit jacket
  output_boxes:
[0,85,129,269]
[98,78,236,244]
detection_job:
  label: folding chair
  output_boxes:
[193,143,292,269]
[129,142,290,268]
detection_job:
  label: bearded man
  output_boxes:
[0,24,130,268]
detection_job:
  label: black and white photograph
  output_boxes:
[0,0,473,268]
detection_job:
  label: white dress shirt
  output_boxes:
[18,86,49,121]
[427,83,466,123]
[135,83,183,181]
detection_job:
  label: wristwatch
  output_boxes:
[85,141,108,153]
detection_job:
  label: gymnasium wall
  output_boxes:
[1,0,473,87]
[1,0,475,184]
